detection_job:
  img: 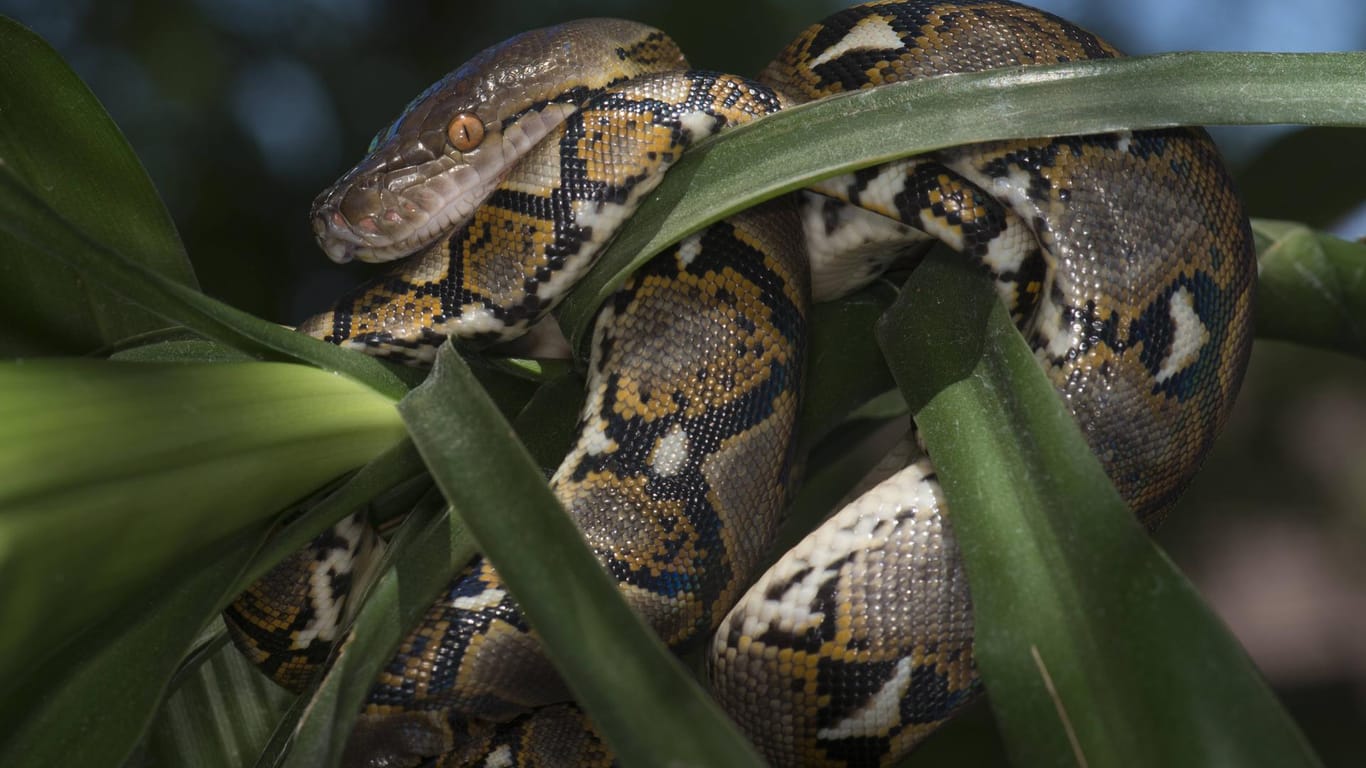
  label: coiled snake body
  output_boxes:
[224,2,1255,765]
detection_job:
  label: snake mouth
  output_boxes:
[310,158,498,264]
[311,99,586,264]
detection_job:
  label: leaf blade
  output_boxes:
[877,252,1320,767]
[0,360,406,692]
[0,16,196,354]
[397,342,765,768]
[559,51,1366,353]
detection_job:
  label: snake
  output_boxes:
[222,1,1255,765]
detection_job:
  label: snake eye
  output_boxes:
[446,112,485,152]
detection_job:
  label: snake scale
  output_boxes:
[223,1,1255,765]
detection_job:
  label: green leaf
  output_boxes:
[876,251,1319,767]
[0,529,264,768]
[511,371,587,472]
[1254,220,1366,358]
[0,26,411,397]
[3,20,1356,768]
[0,360,406,693]
[0,169,411,399]
[397,342,765,768]
[0,16,196,355]
[2,423,424,768]
[109,338,258,364]
[799,281,898,448]
[232,437,429,593]
[558,51,1366,353]
[137,623,295,768]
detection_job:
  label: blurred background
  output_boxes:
[2,0,1363,763]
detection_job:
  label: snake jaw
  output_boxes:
[307,19,685,265]
[312,211,359,264]
[308,103,582,264]
[309,146,504,264]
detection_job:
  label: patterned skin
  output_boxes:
[224,2,1255,766]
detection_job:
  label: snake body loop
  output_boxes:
[225,2,1255,766]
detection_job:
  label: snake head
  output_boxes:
[310,19,686,264]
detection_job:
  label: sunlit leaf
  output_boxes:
[0,360,406,690]
[1,17,1358,768]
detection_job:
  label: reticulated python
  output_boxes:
[223,1,1255,765]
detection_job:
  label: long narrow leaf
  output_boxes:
[1,394,422,768]
[0,16,196,355]
[876,251,1319,766]
[558,51,1366,352]
[398,342,765,767]
[0,172,410,399]
[232,438,428,594]
[0,360,406,691]
[0,16,406,400]
[799,282,898,447]
[0,530,264,768]
[139,624,295,768]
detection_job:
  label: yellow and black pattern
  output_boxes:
[309,19,689,265]
[943,129,1254,521]
[707,4,1252,764]
[226,2,1256,766]
[298,72,785,360]
[557,203,806,646]
[223,512,378,691]
[340,201,808,767]
[806,159,1045,320]
[711,442,976,765]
